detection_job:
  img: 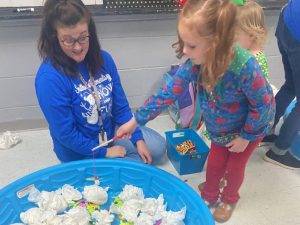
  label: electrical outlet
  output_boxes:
[82,0,96,5]
[96,0,104,5]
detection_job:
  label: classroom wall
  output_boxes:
[0,0,102,7]
[0,10,284,131]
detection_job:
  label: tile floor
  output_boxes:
[0,114,300,225]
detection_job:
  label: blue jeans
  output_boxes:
[273,11,300,152]
[113,126,166,164]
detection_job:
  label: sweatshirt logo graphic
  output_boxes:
[74,73,113,125]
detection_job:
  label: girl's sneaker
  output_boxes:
[264,150,300,170]
[213,202,236,223]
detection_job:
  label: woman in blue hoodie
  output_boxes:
[35,0,166,163]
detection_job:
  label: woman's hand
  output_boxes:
[117,117,138,138]
[105,146,126,158]
[136,140,152,164]
[226,137,249,153]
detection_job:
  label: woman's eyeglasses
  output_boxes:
[60,35,90,47]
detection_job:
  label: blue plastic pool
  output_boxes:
[0,159,214,225]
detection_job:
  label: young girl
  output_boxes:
[199,0,271,194]
[117,0,275,223]
[236,1,269,81]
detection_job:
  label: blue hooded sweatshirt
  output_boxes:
[35,50,143,162]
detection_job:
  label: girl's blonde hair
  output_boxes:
[236,1,267,49]
[173,0,237,92]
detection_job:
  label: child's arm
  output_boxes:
[239,57,275,141]
[134,59,198,126]
[117,59,198,137]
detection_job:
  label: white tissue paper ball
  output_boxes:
[161,207,186,225]
[135,212,156,225]
[37,191,68,213]
[40,209,57,223]
[61,215,79,225]
[141,194,166,219]
[92,209,114,225]
[119,184,144,201]
[20,207,43,224]
[83,184,108,205]
[65,206,90,225]
[118,198,144,222]
[46,215,65,225]
[60,184,82,203]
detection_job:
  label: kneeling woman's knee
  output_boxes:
[139,126,167,162]
[149,137,166,161]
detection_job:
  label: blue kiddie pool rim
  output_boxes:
[0,159,214,225]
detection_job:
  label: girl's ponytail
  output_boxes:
[202,0,237,92]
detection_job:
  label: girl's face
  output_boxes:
[235,28,253,51]
[178,21,211,65]
[56,21,89,63]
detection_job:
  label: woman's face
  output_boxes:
[56,21,89,63]
[178,21,211,65]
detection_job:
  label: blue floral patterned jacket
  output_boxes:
[134,46,275,145]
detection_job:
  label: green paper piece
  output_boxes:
[231,0,244,5]
[120,220,134,225]
[112,196,124,207]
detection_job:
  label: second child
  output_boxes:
[235,0,269,81]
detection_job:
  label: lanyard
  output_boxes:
[79,73,103,128]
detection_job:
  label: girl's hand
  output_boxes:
[226,137,249,153]
[106,146,126,158]
[136,140,152,164]
[116,117,138,139]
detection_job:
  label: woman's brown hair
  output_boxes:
[38,0,102,77]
